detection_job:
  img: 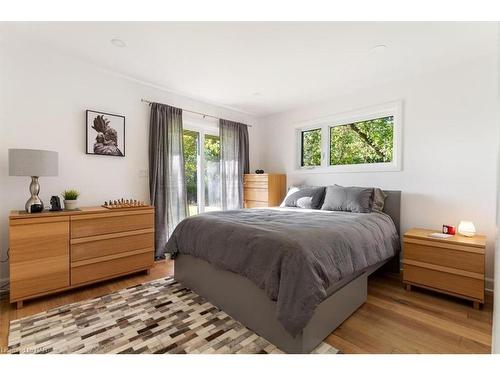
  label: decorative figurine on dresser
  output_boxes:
[103,198,148,209]
[49,196,63,211]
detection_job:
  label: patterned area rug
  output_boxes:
[8,278,339,354]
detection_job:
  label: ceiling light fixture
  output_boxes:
[111,38,127,48]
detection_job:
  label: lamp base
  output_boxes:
[459,232,475,237]
[25,176,44,213]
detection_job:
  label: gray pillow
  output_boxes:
[280,186,325,209]
[372,188,388,212]
[320,185,373,213]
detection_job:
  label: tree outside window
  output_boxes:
[329,116,393,166]
[301,128,322,167]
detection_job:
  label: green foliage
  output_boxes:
[301,128,322,166]
[329,116,393,165]
[183,131,221,212]
[183,130,199,205]
[203,134,221,209]
[204,134,220,163]
[62,189,79,200]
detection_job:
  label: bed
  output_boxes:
[168,190,401,353]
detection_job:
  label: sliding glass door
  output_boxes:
[203,134,221,212]
[183,130,200,216]
[183,129,221,216]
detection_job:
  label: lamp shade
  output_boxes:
[8,149,58,177]
[458,220,476,237]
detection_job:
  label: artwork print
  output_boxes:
[86,110,125,156]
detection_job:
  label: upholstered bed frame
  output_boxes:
[175,190,401,353]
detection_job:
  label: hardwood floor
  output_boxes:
[0,260,492,354]
[327,273,493,353]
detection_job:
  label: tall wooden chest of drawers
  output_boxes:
[402,228,486,308]
[9,206,155,308]
[243,174,286,208]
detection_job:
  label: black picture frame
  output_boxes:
[86,109,126,157]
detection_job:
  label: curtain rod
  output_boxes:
[141,98,252,127]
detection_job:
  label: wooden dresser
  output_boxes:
[243,174,286,208]
[402,228,486,308]
[9,206,155,308]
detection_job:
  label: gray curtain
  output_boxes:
[149,103,188,258]
[220,119,249,210]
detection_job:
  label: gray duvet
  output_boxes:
[167,208,400,337]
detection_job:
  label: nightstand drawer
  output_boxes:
[403,263,484,301]
[404,240,484,273]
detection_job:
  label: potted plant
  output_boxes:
[62,189,80,210]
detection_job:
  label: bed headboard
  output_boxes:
[382,190,401,234]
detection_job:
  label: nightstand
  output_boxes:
[402,228,486,309]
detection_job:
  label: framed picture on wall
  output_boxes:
[86,110,125,157]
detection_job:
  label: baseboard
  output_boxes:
[0,276,494,296]
[486,277,494,292]
[0,277,9,297]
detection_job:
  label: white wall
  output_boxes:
[256,56,499,288]
[492,25,500,354]
[493,131,499,351]
[0,38,259,284]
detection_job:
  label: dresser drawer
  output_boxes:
[404,240,484,273]
[244,188,268,202]
[71,229,154,262]
[71,210,154,238]
[71,250,153,285]
[244,200,269,208]
[9,218,70,301]
[244,180,268,189]
[403,263,484,301]
[244,174,268,182]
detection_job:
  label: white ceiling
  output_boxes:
[3,22,497,117]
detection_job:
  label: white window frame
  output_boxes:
[295,100,402,173]
[183,117,221,214]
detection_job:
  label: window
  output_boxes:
[329,116,394,166]
[203,134,221,212]
[297,101,401,172]
[183,130,200,216]
[301,128,322,167]
[183,129,222,216]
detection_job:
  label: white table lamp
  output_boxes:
[458,220,476,237]
[9,149,59,213]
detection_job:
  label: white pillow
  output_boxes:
[280,186,325,209]
[280,187,300,207]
